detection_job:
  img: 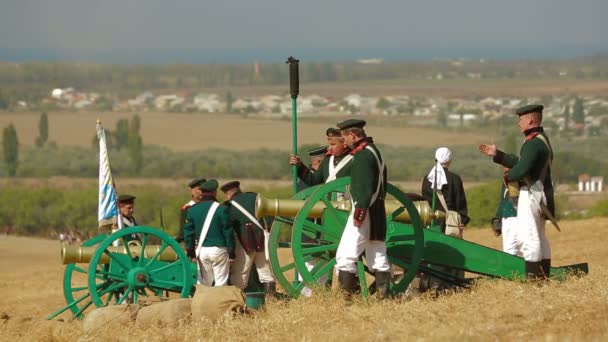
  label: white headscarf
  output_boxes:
[426,147,452,190]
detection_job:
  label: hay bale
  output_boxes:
[81,304,140,333]
[135,298,192,328]
[191,285,245,322]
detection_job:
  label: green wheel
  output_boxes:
[268,185,324,298]
[87,226,195,307]
[47,234,110,320]
[291,177,425,297]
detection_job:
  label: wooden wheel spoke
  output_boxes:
[310,259,336,282]
[70,286,88,292]
[138,233,149,266]
[145,241,169,268]
[97,270,128,281]
[280,262,296,273]
[121,237,136,267]
[97,281,128,296]
[104,292,115,306]
[73,265,87,274]
[117,287,133,304]
[73,300,94,318]
[149,261,182,275]
[303,220,342,241]
[301,243,338,256]
[148,279,182,288]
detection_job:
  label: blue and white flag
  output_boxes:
[97,120,119,229]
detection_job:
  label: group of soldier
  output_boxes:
[117,104,555,299]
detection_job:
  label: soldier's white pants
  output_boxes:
[230,240,274,289]
[198,246,230,286]
[518,183,551,262]
[298,258,329,297]
[501,217,521,256]
[335,211,390,274]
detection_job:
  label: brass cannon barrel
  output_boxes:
[255,195,445,226]
[62,244,179,265]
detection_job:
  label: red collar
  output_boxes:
[525,132,540,141]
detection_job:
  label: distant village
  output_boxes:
[33,87,608,134]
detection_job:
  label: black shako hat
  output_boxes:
[199,179,219,192]
[516,104,544,116]
[187,177,206,189]
[118,194,136,204]
[220,181,241,193]
[336,119,366,130]
[326,127,341,137]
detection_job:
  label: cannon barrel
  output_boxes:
[62,244,179,265]
[255,195,445,226]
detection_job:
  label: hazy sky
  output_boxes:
[1,0,607,54]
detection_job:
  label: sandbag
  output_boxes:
[191,285,245,322]
[136,298,192,328]
[81,304,140,333]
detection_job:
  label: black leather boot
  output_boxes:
[540,259,551,279]
[338,271,357,297]
[263,282,276,297]
[375,271,391,299]
[525,261,543,280]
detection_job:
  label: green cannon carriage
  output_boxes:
[48,177,588,320]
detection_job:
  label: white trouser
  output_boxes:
[517,182,551,262]
[230,240,274,289]
[298,259,330,297]
[198,246,230,286]
[335,210,390,274]
[501,216,521,256]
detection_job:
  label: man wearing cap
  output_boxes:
[290,127,353,186]
[421,147,470,234]
[115,194,141,242]
[335,119,391,299]
[220,181,276,295]
[478,104,554,279]
[176,177,206,243]
[183,179,235,286]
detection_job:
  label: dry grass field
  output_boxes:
[0,111,490,151]
[1,218,607,341]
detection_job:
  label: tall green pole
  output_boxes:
[287,56,301,287]
[287,56,300,194]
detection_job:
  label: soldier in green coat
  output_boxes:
[183,179,235,286]
[479,104,554,279]
[290,127,354,187]
[334,119,390,299]
[175,177,205,243]
[221,181,276,295]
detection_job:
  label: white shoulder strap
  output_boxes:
[326,154,353,183]
[365,146,386,203]
[196,201,220,256]
[230,200,270,260]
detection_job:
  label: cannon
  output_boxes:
[48,177,588,320]
[264,177,588,297]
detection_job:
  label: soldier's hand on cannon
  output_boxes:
[478,143,497,157]
[289,154,303,166]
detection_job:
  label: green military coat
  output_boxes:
[349,137,388,241]
[183,197,234,255]
[225,191,266,253]
[493,127,555,215]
